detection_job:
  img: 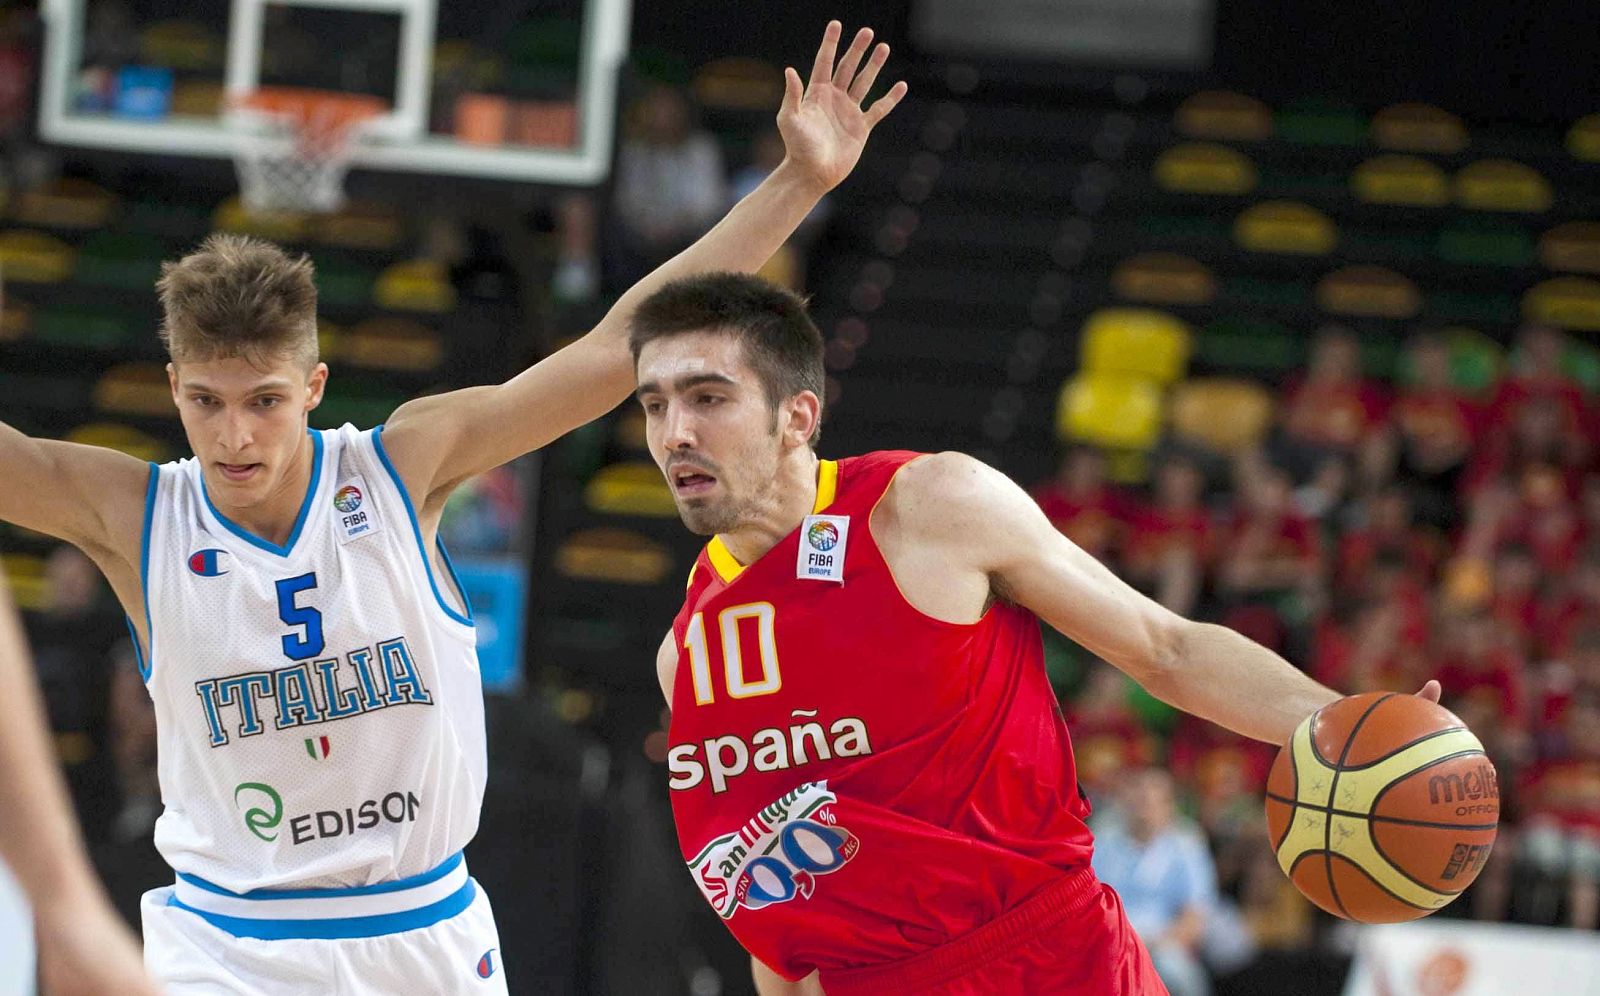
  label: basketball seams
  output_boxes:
[1366,750,1492,818]
[1325,852,1436,913]
[1338,725,1468,771]
[1264,791,1497,831]
[1273,737,1300,852]
[1321,693,1395,920]
[1367,822,1486,898]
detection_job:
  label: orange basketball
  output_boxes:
[1264,692,1500,923]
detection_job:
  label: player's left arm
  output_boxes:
[902,452,1437,746]
[380,22,907,507]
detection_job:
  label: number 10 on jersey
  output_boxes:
[684,602,782,706]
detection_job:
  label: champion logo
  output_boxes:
[476,949,497,979]
[188,549,229,577]
[304,736,331,760]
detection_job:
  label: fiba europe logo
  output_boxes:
[808,521,839,552]
[333,485,363,514]
[234,782,283,842]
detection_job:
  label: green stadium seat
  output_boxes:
[1275,99,1367,147]
[1370,103,1468,154]
[1110,253,1217,306]
[34,303,137,351]
[1234,201,1338,255]
[1351,155,1449,207]
[1429,289,1516,325]
[1523,277,1600,331]
[1174,91,1273,141]
[1454,159,1552,213]
[555,529,673,585]
[312,383,404,429]
[311,255,377,311]
[1540,222,1600,274]
[77,231,166,291]
[1317,266,1422,319]
[1080,308,1193,384]
[1444,328,1504,394]
[1153,143,1258,196]
[1225,276,1308,310]
[1562,339,1600,392]
[1435,220,1535,267]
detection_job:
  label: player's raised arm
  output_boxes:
[0,576,160,996]
[884,452,1437,746]
[0,419,151,559]
[380,20,907,506]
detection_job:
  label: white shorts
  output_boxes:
[141,853,507,995]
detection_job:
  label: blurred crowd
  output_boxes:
[1043,322,1600,992]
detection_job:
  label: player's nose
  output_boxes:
[217,408,253,451]
[661,405,697,450]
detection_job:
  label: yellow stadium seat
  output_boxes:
[15,179,117,229]
[312,202,404,251]
[1540,222,1600,275]
[1174,91,1272,141]
[1351,155,1449,206]
[344,318,444,372]
[1,554,48,612]
[374,260,458,313]
[1370,103,1468,153]
[692,57,785,111]
[139,19,224,71]
[0,230,75,283]
[1081,308,1193,384]
[1168,378,1275,454]
[583,462,677,517]
[1454,159,1552,212]
[213,196,309,242]
[1316,266,1422,319]
[1567,114,1600,162]
[1233,201,1338,255]
[316,319,345,362]
[1522,277,1600,331]
[1153,143,1258,195]
[171,80,224,117]
[1056,373,1163,451]
[93,364,175,417]
[66,422,169,463]
[555,528,673,584]
[0,297,30,341]
[1111,253,1216,306]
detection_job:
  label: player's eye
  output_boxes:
[641,399,666,415]
[192,395,217,408]
[256,396,282,409]
[696,393,723,407]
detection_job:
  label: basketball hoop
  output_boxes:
[226,87,387,215]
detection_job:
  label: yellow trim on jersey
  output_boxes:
[705,460,839,584]
[685,562,699,590]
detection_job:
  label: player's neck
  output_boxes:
[211,432,316,546]
[717,450,821,567]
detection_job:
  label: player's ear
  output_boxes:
[783,390,821,449]
[305,362,329,412]
[166,362,180,405]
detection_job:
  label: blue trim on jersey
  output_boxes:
[168,877,476,941]
[434,536,475,625]
[131,462,159,683]
[371,425,474,627]
[177,851,464,901]
[200,430,324,558]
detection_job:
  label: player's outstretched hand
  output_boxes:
[36,897,162,996]
[1415,679,1442,703]
[777,20,909,193]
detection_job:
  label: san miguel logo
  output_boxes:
[687,781,860,919]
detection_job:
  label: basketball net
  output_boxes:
[226,87,387,215]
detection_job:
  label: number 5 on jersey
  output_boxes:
[684,602,782,705]
[276,573,325,660]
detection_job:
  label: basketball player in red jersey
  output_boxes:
[633,276,1443,994]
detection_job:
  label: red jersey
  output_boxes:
[667,452,1095,981]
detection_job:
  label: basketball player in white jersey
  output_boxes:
[0,575,159,995]
[0,22,904,993]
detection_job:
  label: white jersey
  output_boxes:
[138,424,485,895]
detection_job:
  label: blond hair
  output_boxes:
[156,234,319,367]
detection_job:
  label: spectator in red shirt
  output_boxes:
[1517,691,1600,930]
[1490,543,1540,651]
[1540,544,1600,660]
[1491,324,1590,452]
[1310,582,1429,694]
[1375,330,1485,530]
[1533,628,1600,745]
[1335,486,1442,596]
[1064,663,1159,805]
[1218,462,1323,602]
[1274,328,1388,492]
[1123,452,1213,616]
[1463,395,1585,502]
[1032,445,1123,562]
[1434,609,1528,732]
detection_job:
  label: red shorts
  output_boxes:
[819,867,1167,996]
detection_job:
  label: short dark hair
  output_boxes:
[630,273,825,445]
